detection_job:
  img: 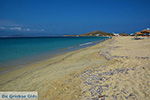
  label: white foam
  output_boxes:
[79,42,93,46]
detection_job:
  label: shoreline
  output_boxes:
[0,37,150,100]
[0,37,110,74]
[0,37,112,98]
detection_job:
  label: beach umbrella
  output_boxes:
[136,32,144,35]
[141,30,150,36]
[141,30,150,33]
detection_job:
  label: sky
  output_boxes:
[0,0,150,36]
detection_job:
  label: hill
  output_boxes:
[64,30,114,37]
[79,30,114,36]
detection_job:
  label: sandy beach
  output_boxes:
[0,36,150,100]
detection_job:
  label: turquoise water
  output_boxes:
[0,36,109,66]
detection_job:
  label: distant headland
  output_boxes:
[64,30,114,37]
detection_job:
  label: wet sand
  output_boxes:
[0,37,150,100]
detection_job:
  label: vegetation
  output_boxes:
[79,31,114,36]
[64,30,114,37]
[119,33,129,36]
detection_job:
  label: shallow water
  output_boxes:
[0,36,109,69]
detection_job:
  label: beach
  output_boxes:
[0,36,150,100]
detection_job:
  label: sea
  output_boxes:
[0,36,110,72]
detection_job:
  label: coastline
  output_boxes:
[0,37,150,100]
[0,36,110,74]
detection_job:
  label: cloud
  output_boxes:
[25,28,30,31]
[0,26,46,33]
[41,29,45,31]
[0,26,6,30]
[9,27,22,31]
[0,19,46,32]
[0,20,46,32]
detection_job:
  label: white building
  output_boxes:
[113,32,119,36]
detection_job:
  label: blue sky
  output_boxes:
[0,0,150,36]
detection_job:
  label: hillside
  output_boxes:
[64,30,114,37]
[80,30,114,36]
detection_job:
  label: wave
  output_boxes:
[79,42,93,46]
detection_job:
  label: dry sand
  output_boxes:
[81,37,150,100]
[0,36,150,100]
